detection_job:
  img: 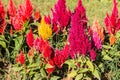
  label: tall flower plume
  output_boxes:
[16,50,25,64]
[104,0,120,34]
[7,0,16,17]
[38,17,52,40]
[68,0,91,58]
[0,0,6,34]
[11,0,33,31]
[104,0,119,45]
[26,28,34,48]
[52,0,71,32]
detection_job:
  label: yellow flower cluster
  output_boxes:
[38,17,52,40]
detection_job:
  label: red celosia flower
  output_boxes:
[16,51,25,64]
[7,0,16,17]
[46,60,55,74]
[90,49,96,61]
[53,44,69,68]
[26,28,34,48]
[23,0,33,19]
[34,9,41,21]
[11,15,23,30]
[12,0,33,31]
[52,0,71,32]
[68,0,91,58]
[104,0,120,34]
[0,0,6,34]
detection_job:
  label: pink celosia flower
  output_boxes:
[92,31,102,49]
[104,0,120,34]
[45,15,51,24]
[7,0,16,17]
[26,28,34,48]
[16,51,25,64]
[0,0,6,34]
[68,0,91,58]
[90,49,96,61]
[52,0,71,32]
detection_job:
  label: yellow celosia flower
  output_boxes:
[38,16,52,40]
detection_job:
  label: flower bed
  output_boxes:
[0,0,120,80]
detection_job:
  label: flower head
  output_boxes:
[92,18,104,42]
[53,44,69,68]
[92,31,102,49]
[68,0,91,58]
[52,0,71,32]
[7,0,16,17]
[38,16,52,40]
[90,49,96,61]
[16,51,25,64]
[0,0,6,34]
[26,28,34,48]
[104,0,120,34]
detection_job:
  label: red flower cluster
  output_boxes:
[8,0,33,31]
[16,51,25,64]
[26,28,34,48]
[0,0,6,34]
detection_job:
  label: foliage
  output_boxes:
[0,0,120,80]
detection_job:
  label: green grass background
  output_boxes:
[2,0,120,26]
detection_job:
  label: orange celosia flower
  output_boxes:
[109,34,116,45]
[91,18,104,42]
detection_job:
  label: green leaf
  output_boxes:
[14,35,23,51]
[75,74,83,80]
[65,59,76,68]
[86,60,94,72]
[40,68,46,77]
[50,76,60,80]
[103,55,113,61]
[12,67,23,71]
[68,70,77,78]
[93,69,101,80]
[0,35,6,48]
[78,68,89,73]
[27,63,39,69]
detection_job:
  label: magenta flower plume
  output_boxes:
[90,49,96,61]
[104,0,120,34]
[92,31,102,49]
[68,0,91,58]
[52,0,71,32]
[26,28,34,48]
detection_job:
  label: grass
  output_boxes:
[2,0,120,26]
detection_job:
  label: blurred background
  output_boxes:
[2,0,120,26]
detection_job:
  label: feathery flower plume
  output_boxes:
[26,28,34,48]
[68,0,91,58]
[0,0,6,34]
[52,0,71,32]
[38,17,52,40]
[16,51,25,64]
